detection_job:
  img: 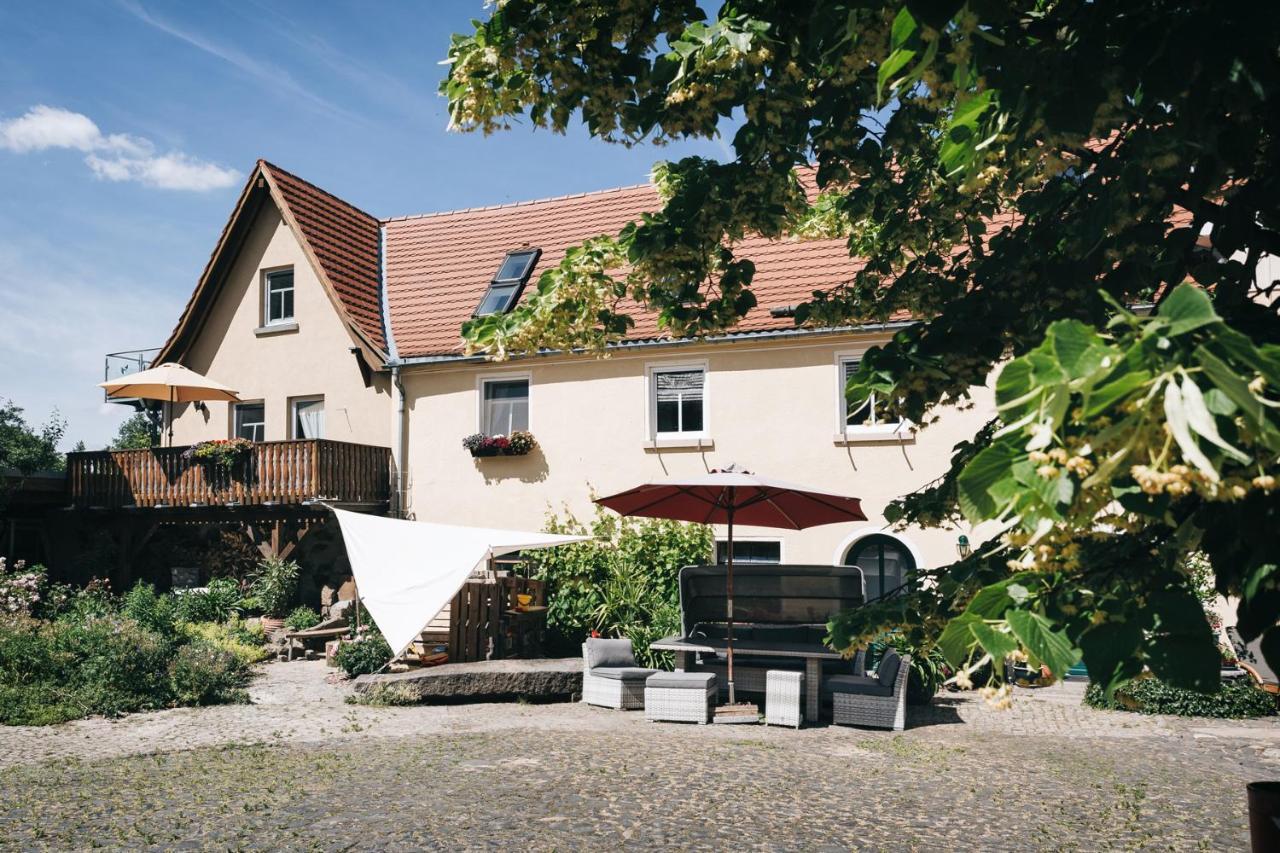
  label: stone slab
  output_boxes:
[353,657,582,703]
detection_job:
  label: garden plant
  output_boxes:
[528,504,713,667]
[0,563,260,725]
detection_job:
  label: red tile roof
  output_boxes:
[383,184,872,358]
[261,162,386,352]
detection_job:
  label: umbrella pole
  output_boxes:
[725,502,735,706]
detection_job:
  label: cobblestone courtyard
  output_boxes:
[1,662,1276,850]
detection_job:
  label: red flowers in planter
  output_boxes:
[462,431,537,458]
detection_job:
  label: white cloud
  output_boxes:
[0,104,102,152]
[0,105,238,191]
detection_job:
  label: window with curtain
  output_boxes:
[265,269,294,325]
[653,368,705,435]
[233,402,265,442]
[841,357,902,430]
[292,398,324,439]
[481,379,528,435]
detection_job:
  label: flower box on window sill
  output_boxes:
[463,431,537,458]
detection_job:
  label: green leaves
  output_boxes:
[939,89,998,177]
[1006,610,1078,677]
[1156,283,1218,336]
[1078,621,1144,693]
[439,0,1280,703]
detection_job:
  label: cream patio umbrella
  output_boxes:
[99,362,240,446]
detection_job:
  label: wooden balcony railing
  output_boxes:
[66,440,391,509]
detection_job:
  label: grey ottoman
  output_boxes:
[644,671,718,724]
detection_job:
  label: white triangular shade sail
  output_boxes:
[331,509,587,658]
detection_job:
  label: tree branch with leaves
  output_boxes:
[442,0,1280,695]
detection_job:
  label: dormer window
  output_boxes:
[474,249,540,316]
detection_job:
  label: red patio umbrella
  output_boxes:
[595,465,866,717]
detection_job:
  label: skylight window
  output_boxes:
[474,248,541,316]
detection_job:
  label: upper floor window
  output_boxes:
[291,397,324,439]
[481,377,529,435]
[264,268,295,325]
[651,365,706,437]
[474,249,540,316]
[840,356,906,435]
[233,401,265,442]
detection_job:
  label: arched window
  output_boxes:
[843,534,916,602]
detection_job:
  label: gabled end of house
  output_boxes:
[157,160,387,370]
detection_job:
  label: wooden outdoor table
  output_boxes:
[650,636,843,722]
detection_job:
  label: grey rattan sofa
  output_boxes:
[582,638,657,710]
[828,648,912,731]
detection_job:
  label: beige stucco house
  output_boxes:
[152,161,995,596]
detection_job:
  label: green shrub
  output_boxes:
[52,578,116,624]
[249,557,299,618]
[122,583,180,639]
[334,629,392,677]
[0,615,77,725]
[284,606,321,631]
[167,641,250,706]
[174,578,242,624]
[226,618,266,648]
[182,620,269,666]
[1085,675,1276,719]
[527,504,713,667]
[56,616,175,717]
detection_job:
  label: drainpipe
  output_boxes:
[378,223,407,518]
[392,363,407,518]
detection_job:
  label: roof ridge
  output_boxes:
[258,159,381,225]
[382,181,656,224]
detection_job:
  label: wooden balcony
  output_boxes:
[66,440,391,510]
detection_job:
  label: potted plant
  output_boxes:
[183,438,254,482]
[462,430,537,458]
[249,556,300,634]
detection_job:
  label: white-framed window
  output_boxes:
[648,362,708,439]
[233,401,265,442]
[290,396,325,439]
[264,268,295,325]
[837,354,908,438]
[716,539,782,565]
[479,374,530,435]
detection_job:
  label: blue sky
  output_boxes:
[0,1,728,449]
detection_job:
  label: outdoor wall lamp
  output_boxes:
[956,535,972,559]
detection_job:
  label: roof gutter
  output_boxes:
[387,320,919,369]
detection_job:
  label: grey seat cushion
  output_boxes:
[591,666,659,681]
[827,674,893,697]
[646,671,716,689]
[877,650,902,689]
[584,638,636,670]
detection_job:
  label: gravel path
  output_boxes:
[0,661,1276,850]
